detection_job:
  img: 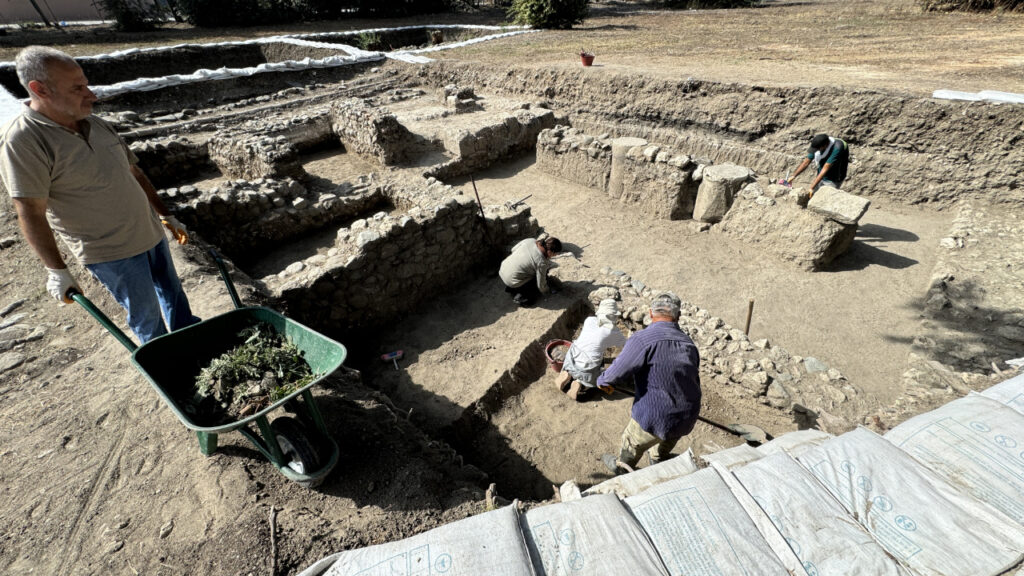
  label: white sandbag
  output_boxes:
[624,468,792,575]
[582,449,698,498]
[981,372,1024,414]
[884,392,1024,524]
[700,443,763,469]
[756,429,832,457]
[313,504,535,576]
[932,89,985,101]
[733,452,911,576]
[798,427,1024,576]
[522,493,669,576]
[977,90,1024,104]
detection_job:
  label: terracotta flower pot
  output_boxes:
[580,54,595,67]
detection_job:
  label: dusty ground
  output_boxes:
[0,1,1017,574]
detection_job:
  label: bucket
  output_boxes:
[544,339,572,372]
[580,54,595,67]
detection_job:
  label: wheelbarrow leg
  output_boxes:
[196,431,219,455]
[301,389,330,436]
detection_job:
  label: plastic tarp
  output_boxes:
[624,468,792,576]
[981,372,1024,415]
[300,504,536,576]
[756,429,833,457]
[521,493,669,576]
[932,89,1024,104]
[797,427,1024,576]
[700,443,763,469]
[733,452,911,576]
[582,449,698,499]
[883,392,1024,525]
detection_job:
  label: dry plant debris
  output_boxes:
[189,323,318,424]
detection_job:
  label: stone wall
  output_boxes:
[329,98,419,165]
[717,183,859,271]
[270,194,539,335]
[207,132,303,181]
[167,175,383,264]
[426,107,557,181]
[536,127,700,220]
[130,137,215,189]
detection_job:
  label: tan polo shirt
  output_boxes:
[0,106,163,265]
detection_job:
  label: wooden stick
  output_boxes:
[470,174,494,245]
[269,506,278,576]
[744,298,755,336]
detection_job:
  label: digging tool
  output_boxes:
[381,350,403,370]
[506,194,532,209]
[469,174,495,246]
[599,383,773,445]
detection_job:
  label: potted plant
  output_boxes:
[580,48,595,67]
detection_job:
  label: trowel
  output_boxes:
[381,350,403,370]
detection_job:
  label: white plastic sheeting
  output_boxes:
[733,452,911,576]
[522,493,669,576]
[933,89,1024,104]
[798,427,1024,576]
[582,449,698,499]
[884,392,1024,525]
[981,372,1024,415]
[304,504,536,576]
[624,468,792,576]
[699,443,762,469]
[756,429,832,457]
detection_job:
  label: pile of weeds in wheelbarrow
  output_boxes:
[188,323,319,424]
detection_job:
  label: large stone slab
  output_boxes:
[693,163,751,223]
[719,185,856,270]
[807,186,871,225]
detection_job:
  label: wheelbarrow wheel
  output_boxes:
[271,417,321,475]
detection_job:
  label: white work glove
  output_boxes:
[160,215,188,245]
[45,267,79,305]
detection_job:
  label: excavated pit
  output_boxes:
[67,45,1023,500]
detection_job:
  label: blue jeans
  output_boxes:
[86,239,200,343]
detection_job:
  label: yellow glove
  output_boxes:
[161,215,188,245]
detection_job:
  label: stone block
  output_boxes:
[807,186,871,225]
[693,164,751,223]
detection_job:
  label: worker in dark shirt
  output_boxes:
[786,133,850,196]
[598,292,701,474]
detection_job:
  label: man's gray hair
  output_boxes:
[16,46,77,93]
[650,291,681,319]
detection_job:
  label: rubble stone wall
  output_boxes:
[274,197,539,334]
[426,107,557,181]
[717,183,857,271]
[167,176,383,263]
[536,127,699,219]
[131,137,215,189]
[329,98,419,165]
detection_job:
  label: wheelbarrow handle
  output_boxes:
[207,248,244,310]
[69,289,138,353]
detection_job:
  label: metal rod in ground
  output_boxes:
[470,174,494,245]
[744,298,755,335]
[269,506,278,576]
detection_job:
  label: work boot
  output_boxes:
[601,453,624,475]
[555,370,572,393]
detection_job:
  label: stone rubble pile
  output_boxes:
[130,137,214,187]
[442,84,482,113]
[588,269,860,434]
[717,182,862,271]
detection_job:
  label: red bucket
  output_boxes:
[544,339,572,372]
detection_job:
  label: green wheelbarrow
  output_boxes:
[71,250,346,488]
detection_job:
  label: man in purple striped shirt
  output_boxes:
[598,292,701,474]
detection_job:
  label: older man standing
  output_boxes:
[598,292,701,473]
[1,46,198,343]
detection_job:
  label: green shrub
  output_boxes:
[96,0,164,31]
[507,0,589,29]
[919,0,1023,11]
[355,31,383,51]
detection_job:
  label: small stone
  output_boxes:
[284,262,304,275]
[803,357,827,373]
[367,481,376,493]
[0,352,26,373]
[766,381,790,408]
[0,299,26,317]
[105,541,124,555]
[160,520,174,538]
[350,219,368,230]
[0,236,17,249]
[826,368,844,381]
[753,338,770,349]
[356,230,380,248]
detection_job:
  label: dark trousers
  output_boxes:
[504,279,541,305]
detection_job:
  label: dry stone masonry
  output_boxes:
[330,98,420,165]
